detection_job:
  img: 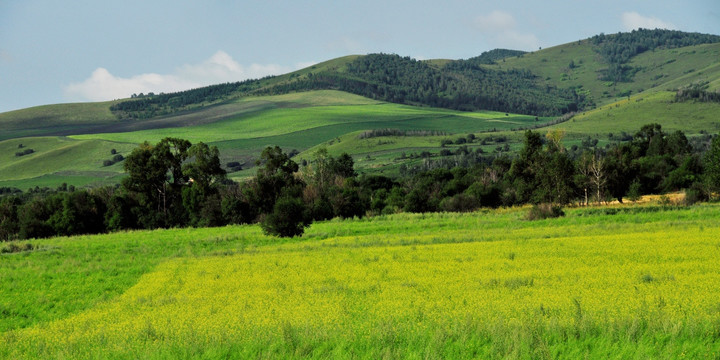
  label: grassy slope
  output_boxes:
[486,41,720,107]
[2,204,720,358]
[0,91,550,188]
[0,101,119,141]
[0,137,135,187]
[70,92,544,144]
[295,129,525,177]
[556,91,720,138]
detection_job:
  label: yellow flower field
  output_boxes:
[3,206,720,359]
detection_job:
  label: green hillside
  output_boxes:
[557,91,720,138]
[0,137,135,189]
[0,101,118,141]
[486,41,720,107]
[1,91,552,189]
[1,29,719,190]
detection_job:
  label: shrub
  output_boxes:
[15,149,34,157]
[440,193,478,212]
[1,242,34,254]
[226,161,243,172]
[261,195,308,237]
[684,183,708,205]
[627,180,642,202]
[526,203,565,220]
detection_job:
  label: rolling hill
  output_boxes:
[1,29,720,190]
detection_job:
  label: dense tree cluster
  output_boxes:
[465,49,527,64]
[339,54,589,115]
[109,81,265,119]
[110,50,592,119]
[358,129,447,139]
[675,88,720,103]
[2,124,718,241]
[260,54,590,116]
[590,29,720,82]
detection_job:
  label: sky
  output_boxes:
[1,0,718,113]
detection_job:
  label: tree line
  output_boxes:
[2,124,719,241]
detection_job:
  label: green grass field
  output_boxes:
[0,137,135,189]
[2,203,720,359]
[69,94,545,145]
[0,101,119,141]
[557,91,720,138]
[1,91,551,189]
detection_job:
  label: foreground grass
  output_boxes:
[2,205,720,358]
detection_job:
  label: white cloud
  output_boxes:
[64,51,315,102]
[474,11,540,51]
[622,12,676,31]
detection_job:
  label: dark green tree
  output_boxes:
[704,136,720,195]
[261,194,309,237]
[506,131,545,204]
[0,197,21,241]
[251,146,302,215]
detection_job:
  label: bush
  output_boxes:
[526,203,565,220]
[440,193,478,212]
[15,149,34,157]
[684,182,708,205]
[1,242,34,254]
[261,195,308,237]
[627,180,642,202]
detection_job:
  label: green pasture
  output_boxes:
[0,137,133,185]
[556,91,720,138]
[0,101,118,141]
[0,91,548,188]
[70,100,544,145]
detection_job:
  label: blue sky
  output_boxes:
[1,0,718,112]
